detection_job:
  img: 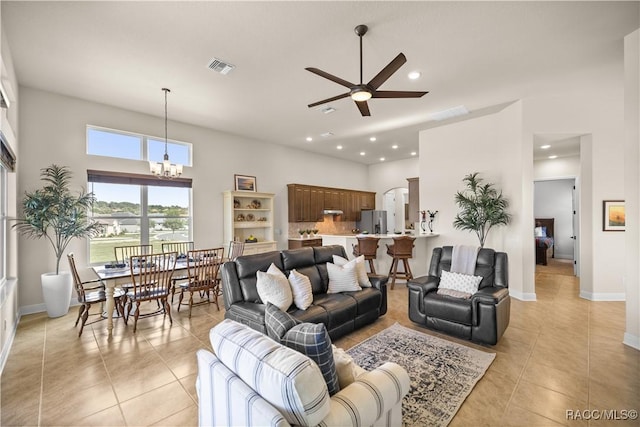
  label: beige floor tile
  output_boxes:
[40,380,118,425]
[520,358,589,404]
[120,380,194,426]
[500,404,569,426]
[76,404,126,426]
[151,403,198,426]
[510,380,590,425]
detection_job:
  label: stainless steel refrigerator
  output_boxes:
[357,210,388,235]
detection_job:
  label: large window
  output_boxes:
[86,125,192,264]
[87,126,191,166]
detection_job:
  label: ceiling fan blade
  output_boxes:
[372,90,429,98]
[355,100,370,116]
[305,67,355,89]
[367,53,407,90]
[308,92,350,108]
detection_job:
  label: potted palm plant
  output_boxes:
[453,172,511,248]
[13,165,103,317]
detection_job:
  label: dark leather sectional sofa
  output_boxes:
[221,245,388,340]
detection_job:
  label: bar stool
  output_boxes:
[352,237,380,274]
[386,236,415,289]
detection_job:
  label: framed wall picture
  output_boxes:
[234,174,257,192]
[603,200,625,231]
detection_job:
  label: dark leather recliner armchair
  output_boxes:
[407,246,510,345]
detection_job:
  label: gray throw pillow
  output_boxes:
[264,302,299,342]
[282,322,340,396]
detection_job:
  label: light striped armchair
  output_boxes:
[196,319,410,427]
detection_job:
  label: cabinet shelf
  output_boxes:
[224,191,276,255]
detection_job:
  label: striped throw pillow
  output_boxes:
[327,261,361,293]
[288,269,313,310]
[256,263,293,312]
[332,255,371,287]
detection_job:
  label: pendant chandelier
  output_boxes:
[150,88,183,178]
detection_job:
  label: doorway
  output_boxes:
[383,187,409,233]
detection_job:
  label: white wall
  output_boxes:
[623,29,639,349]
[16,87,370,310]
[418,102,525,296]
[534,179,575,259]
[534,154,580,180]
[368,157,418,210]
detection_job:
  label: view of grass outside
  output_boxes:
[90,228,190,264]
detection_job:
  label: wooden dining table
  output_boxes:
[92,260,191,334]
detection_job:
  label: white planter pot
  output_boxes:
[41,272,73,318]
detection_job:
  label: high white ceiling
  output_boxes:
[2,1,638,164]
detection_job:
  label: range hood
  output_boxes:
[323,209,344,215]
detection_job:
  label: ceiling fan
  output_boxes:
[306,24,428,117]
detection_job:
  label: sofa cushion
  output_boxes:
[210,319,330,426]
[265,302,299,342]
[282,322,340,396]
[327,262,361,293]
[343,287,382,315]
[288,269,313,310]
[256,263,293,312]
[333,255,371,288]
[312,293,357,330]
[424,292,472,325]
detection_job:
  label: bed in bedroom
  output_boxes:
[535,218,555,265]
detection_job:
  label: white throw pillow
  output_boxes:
[332,255,371,288]
[256,263,293,312]
[331,344,361,389]
[439,270,483,295]
[327,262,361,293]
[288,269,313,310]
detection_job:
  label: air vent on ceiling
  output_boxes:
[430,105,469,121]
[321,107,336,114]
[207,58,235,75]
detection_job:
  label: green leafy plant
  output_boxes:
[13,165,104,274]
[453,172,511,247]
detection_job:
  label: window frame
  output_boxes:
[86,125,192,167]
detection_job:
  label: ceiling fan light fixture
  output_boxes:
[350,87,372,102]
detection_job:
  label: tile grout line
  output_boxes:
[92,324,130,427]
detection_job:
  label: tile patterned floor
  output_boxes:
[1,259,638,426]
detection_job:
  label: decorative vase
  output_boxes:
[41,271,73,318]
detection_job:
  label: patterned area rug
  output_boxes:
[347,323,495,427]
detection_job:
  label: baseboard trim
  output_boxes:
[20,303,47,316]
[579,291,626,301]
[0,312,19,375]
[509,291,537,301]
[623,333,640,350]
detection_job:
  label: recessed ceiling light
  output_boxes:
[369,137,377,142]
[410,151,417,156]
[336,145,343,150]
[360,151,366,156]
[379,157,385,162]
[408,71,421,80]
[305,137,313,142]
[392,144,398,149]
[540,145,551,149]
[548,155,558,159]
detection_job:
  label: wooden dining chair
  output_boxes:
[161,241,195,302]
[114,244,153,264]
[68,253,125,337]
[227,241,245,262]
[178,247,224,317]
[124,252,177,332]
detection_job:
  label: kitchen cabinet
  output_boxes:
[287,184,375,222]
[288,238,323,249]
